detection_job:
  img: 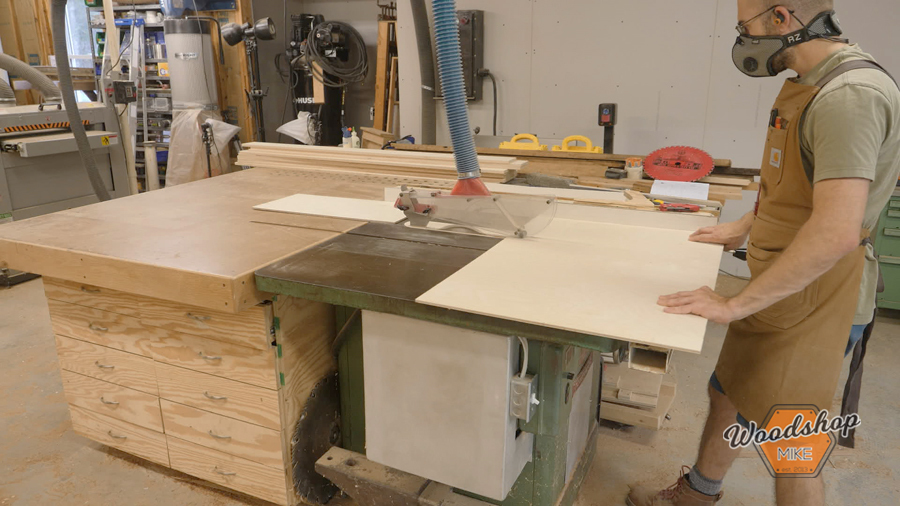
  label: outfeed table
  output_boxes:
[0,169,389,506]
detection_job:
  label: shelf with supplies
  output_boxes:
[88,4,164,11]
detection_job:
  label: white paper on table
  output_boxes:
[650,180,710,201]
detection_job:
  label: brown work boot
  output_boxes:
[626,466,723,506]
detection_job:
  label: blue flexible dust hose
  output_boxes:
[432,0,481,180]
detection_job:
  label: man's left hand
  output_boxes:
[658,286,742,324]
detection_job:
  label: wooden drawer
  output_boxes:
[139,299,270,350]
[156,363,280,430]
[160,400,283,469]
[69,405,169,467]
[56,335,159,395]
[167,436,288,506]
[61,370,163,432]
[48,299,162,358]
[43,278,141,317]
[148,332,276,390]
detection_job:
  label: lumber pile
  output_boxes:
[237,142,522,183]
[576,176,752,205]
[391,143,759,178]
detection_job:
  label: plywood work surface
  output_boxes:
[254,194,406,224]
[416,219,722,353]
[0,168,386,312]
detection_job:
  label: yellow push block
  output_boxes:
[552,135,603,154]
[499,134,548,151]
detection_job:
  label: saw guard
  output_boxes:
[397,188,558,238]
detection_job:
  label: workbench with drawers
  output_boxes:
[0,169,386,505]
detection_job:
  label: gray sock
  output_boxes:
[687,465,722,496]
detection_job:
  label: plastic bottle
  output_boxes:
[342,127,351,148]
[625,157,644,180]
[350,128,360,148]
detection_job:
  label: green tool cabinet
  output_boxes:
[875,190,900,310]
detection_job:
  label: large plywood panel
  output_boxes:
[254,194,406,223]
[417,219,722,353]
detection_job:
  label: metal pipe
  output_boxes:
[409,0,436,144]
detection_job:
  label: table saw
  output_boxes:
[0,168,721,506]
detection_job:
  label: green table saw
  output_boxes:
[256,222,625,506]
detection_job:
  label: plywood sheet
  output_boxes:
[416,219,722,353]
[254,194,406,224]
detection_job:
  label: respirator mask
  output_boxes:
[732,9,846,77]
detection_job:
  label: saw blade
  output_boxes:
[643,146,715,182]
[291,372,341,504]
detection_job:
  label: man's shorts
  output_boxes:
[710,324,868,429]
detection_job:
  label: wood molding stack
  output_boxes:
[237,143,523,183]
[390,143,758,204]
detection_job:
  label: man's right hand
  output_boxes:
[689,212,754,251]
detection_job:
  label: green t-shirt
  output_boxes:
[797,44,900,325]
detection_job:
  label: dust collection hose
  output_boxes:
[51,0,110,201]
[0,53,62,103]
[432,0,490,196]
[0,74,15,107]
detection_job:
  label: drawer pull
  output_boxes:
[212,467,236,476]
[203,391,228,401]
[881,255,900,266]
[107,430,128,440]
[88,323,109,332]
[99,397,119,406]
[186,313,212,322]
[208,430,232,440]
[95,361,116,370]
[888,210,900,218]
[886,228,900,237]
[81,286,101,294]
[198,352,222,361]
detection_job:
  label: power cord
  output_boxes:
[294,21,368,88]
[477,68,498,136]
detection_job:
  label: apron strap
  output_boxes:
[839,310,877,448]
[815,59,899,89]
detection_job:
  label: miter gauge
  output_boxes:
[643,146,715,182]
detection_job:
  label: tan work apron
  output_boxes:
[715,71,869,426]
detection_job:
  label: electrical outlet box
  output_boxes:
[434,9,484,101]
[510,373,538,422]
[112,81,137,104]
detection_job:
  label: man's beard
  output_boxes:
[771,48,796,75]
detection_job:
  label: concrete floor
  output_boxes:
[1,276,898,505]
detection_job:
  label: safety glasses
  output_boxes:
[736,5,796,35]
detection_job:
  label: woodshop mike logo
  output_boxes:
[722,405,861,478]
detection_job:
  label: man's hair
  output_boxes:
[759,0,834,22]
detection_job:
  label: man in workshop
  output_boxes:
[627,1,900,505]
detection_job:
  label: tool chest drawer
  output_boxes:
[139,299,270,350]
[48,299,160,357]
[56,335,159,395]
[61,370,163,432]
[148,332,276,389]
[167,436,289,506]
[44,278,141,317]
[156,363,281,430]
[160,399,283,469]
[69,405,169,467]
